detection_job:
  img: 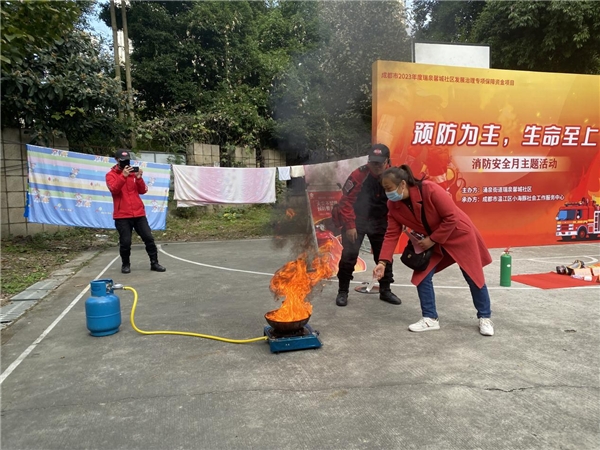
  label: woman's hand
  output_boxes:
[373,262,386,280]
[418,236,435,251]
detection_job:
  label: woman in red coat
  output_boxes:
[373,165,494,336]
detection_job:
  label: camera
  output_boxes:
[130,166,139,173]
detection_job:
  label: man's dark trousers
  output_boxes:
[337,219,394,292]
[115,216,158,263]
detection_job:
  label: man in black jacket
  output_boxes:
[334,144,401,307]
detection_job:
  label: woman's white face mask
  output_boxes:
[383,179,404,202]
[385,189,404,202]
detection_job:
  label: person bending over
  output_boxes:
[373,165,494,336]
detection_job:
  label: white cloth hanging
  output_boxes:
[277,166,291,181]
[290,165,305,178]
[172,165,276,204]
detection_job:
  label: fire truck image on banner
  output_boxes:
[555,197,600,241]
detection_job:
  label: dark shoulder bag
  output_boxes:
[400,184,434,271]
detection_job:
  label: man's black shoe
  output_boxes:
[336,291,348,307]
[121,264,131,274]
[150,262,166,272]
[379,290,401,305]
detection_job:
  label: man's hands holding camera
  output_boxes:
[122,165,143,178]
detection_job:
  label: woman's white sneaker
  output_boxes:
[479,318,494,336]
[408,317,440,332]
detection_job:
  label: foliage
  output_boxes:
[0,0,81,71]
[1,29,128,147]
[222,206,243,222]
[1,204,274,299]
[97,0,411,162]
[171,204,201,220]
[275,179,287,203]
[272,0,411,162]
[1,0,128,150]
[412,0,486,43]
[0,228,117,298]
[134,111,213,154]
[159,204,273,240]
[471,1,600,74]
[100,0,294,151]
[411,0,600,75]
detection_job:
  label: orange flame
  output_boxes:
[285,208,296,219]
[267,251,333,322]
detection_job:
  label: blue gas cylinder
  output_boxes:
[85,279,121,337]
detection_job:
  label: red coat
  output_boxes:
[106,165,148,219]
[380,180,492,288]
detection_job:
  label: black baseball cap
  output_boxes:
[115,149,133,161]
[367,144,390,163]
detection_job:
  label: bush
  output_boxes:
[172,205,201,219]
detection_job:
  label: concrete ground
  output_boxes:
[1,239,598,450]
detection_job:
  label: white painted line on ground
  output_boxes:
[161,246,600,290]
[3,244,598,386]
[524,256,599,264]
[160,238,272,245]
[0,255,120,386]
[160,246,274,276]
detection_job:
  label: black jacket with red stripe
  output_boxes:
[338,165,388,230]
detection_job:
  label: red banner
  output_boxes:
[373,61,600,247]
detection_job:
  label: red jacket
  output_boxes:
[106,165,148,219]
[380,180,492,288]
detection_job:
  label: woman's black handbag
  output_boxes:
[400,184,434,272]
[400,240,434,271]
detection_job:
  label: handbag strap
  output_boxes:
[417,183,433,236]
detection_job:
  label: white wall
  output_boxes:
[414,42,490,69]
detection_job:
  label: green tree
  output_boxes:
[273,0,411,162]
[100,0,323,153]
[1,28,126,148]
[0,0,81,71]
[1,0,127,149]
[411,0,600,75]
[412,0,486,43]
[472,1,600,74]
[98,0,410,162]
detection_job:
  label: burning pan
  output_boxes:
[265,310,310,334]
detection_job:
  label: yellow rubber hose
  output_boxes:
[125,286,268,344]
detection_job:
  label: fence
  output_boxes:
[1,129,69,237]
[0,128,287,237]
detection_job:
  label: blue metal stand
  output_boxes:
[264,324,322,353]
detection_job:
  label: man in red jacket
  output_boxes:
[335,144,401,307]
[106,149,166,274]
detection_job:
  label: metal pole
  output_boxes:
[121,0,136,147]
[109,0,123,119]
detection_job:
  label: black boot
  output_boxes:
[121,258,131,274]
[150,259,166,272]
[336,291,348,307]
[379,290,401,305]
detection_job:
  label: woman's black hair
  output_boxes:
[381,165,424,187]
